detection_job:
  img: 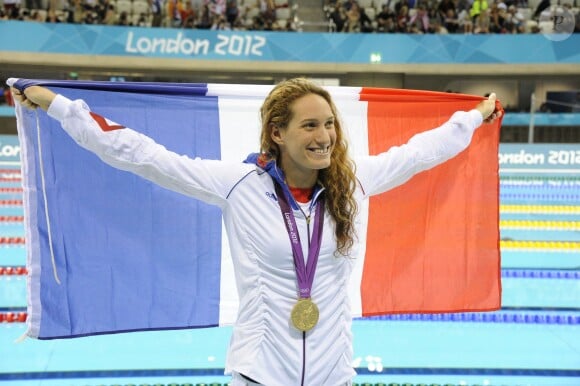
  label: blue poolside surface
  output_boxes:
[1,319,579,385]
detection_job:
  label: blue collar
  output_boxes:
[244,153,324,211]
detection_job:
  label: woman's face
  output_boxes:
[272,93,336,187]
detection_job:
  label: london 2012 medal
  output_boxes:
[291,298,319,331]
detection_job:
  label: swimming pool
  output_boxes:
[1,169,579,386]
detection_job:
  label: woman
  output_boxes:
[12,79,500,386]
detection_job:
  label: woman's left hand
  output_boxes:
[476,93,502,124]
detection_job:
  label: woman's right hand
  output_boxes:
[11,86,57,111]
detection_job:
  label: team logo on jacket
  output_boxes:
[89,112,125,132]
[266,192,277,203]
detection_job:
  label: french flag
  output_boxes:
[10,79,502,339]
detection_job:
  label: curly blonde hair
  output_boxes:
[259,78,358,255]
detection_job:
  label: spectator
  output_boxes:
[259,0,276,24]
[438,0,455,21]
[396,4,409,32]
[84,9,98,23]
[376,4,396,32]
[342,2,373,32]
[18,7,31,20]
[359,5,374,32]
[490,2,507,33]
[46,8,61,22]
[470,0,488,22]
[208,0,226,18]
[3,0,21,18]
[30,9,46,22]
[474,8,491,33]
[457,6,473,32]
[342,1,361,31]
[117,10,131,25]
[211,14,231,29]
[231,17,246,30]
[135,12,148,26]
[394,0,410,15]
[408,4,430,33]
[197,4,212,28]
[180,0,196,28]
[225,0,239,27]
[167,0,183,28]
[93,0,106,22]
[102,3,116,25]
[70,0,85,23]
[505,5,524,33]
[329,3,347,32]
[273,17,295,31]
[83,0,97,16]
[250,13,265,30]
[431,19,448,33]
[150,0,163,27]
[443,8,460,33]
[263,17,274,30]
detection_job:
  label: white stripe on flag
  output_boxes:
[334,93,369,318]
[214,85,266,325]
[14,104,43,338]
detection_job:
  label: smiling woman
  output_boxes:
[11,78,500,386]
[272,93,337,187]
[257,79,358,258]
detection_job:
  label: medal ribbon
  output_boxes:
[274,182,325,299]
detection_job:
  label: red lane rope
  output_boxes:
[0,187,23,193]
[0,216,24,222]
[0,266,27,275]
[0,237,25,245]
[0,200,23,206]
[0,312,27,323]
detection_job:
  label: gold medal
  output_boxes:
[291,298,319,332]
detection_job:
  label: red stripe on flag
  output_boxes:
[89,112,125,132]
[360,88,502,316]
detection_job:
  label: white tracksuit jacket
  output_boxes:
[47,94,484,386]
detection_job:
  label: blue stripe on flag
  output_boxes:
[19,85,223,338]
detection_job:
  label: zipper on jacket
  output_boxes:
[301,330,306,386]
